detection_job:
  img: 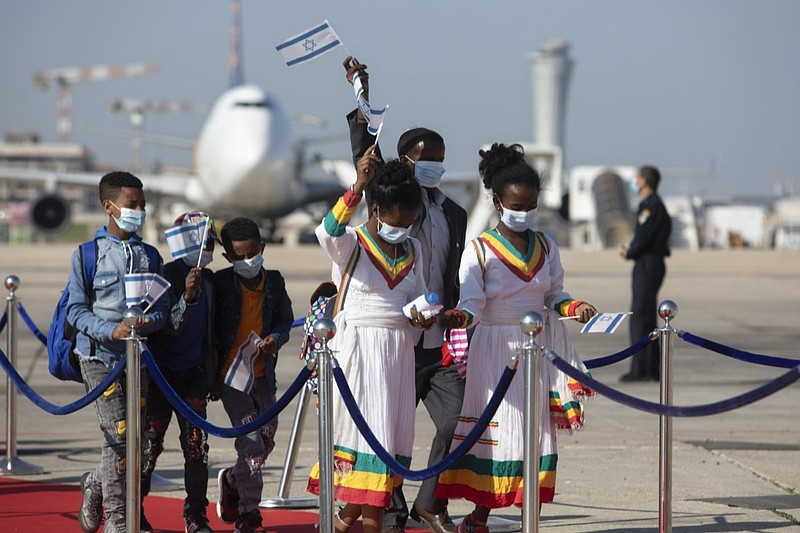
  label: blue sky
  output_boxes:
[1,0,798,197]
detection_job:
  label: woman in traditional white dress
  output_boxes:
[307,148,434,533]
[439,143,597,533]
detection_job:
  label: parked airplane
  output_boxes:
[0,0,350,235]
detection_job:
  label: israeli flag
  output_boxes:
[276,19,342,67]
[124,272,171,309]
[580,312,631,334]
[353,72,389,140]
[224,331,262,394]
[165,219,205,259]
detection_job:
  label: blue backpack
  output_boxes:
[47,240,159,382]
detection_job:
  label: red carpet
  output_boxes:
[0,477,429,532]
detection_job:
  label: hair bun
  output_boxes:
[479,143,524,190]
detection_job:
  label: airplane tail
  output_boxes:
[228,0,244,87]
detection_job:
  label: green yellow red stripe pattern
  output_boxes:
[436,453,557,507]
[555,299,585,317]
[323,188,361,236]
[355,226,415,289]
[480,230,545,282]
[307,446,411,507]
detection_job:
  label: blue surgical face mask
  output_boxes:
[377,217,413,244]
[183,249,214,269]
[110,202,146,234]
[630,179,639,194]
[498,201,538,232]
[232,254,263,279]
[413,160,446,188]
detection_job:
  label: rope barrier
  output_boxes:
[16,302,47,345]
[0,348,127,415]
[680,330,800,369]
[141,347,311,438]
[546,348,800,417]
[332,362,518,481]
[583,333,655,369]
[0,310,6,335]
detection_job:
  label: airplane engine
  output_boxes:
[591,172,633,248]
[29,192,71,234]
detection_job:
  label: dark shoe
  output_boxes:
[411,501,456,533]
[216,468,239,524]
[185,511,214,533]
[233,509,263,533]
[381,527,404,533]
[78,471,103,533]
[454,515,489,533]
[619,372,650,382]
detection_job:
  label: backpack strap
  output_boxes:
[333,243,361,317]
[471,238,486,275]
[78,241,97,290]
[534,230,551,256]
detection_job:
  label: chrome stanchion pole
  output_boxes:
[0,275,42,475]
[313,318,336,533]
[520,311,544,533]
[260,384,318,509]
[124,307,144,533]
[657,300,677,533]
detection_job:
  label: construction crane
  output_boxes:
[33,63,159,143]
[106,97,207,171]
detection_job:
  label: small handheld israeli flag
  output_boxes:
[165,219,206,260]
[276,19,343,67]
[353,72,389,140]
[580,312,632,334]
[224,331,262,393]
[124,272,171,310]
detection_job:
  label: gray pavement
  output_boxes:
[1,244,799,531]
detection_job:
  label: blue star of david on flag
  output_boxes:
[276,19,343,67]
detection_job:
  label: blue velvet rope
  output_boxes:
[0,310,6,335]
[680,331,800,369]
[292,317,304,328]
[546,348,800,417]
[0,348,126,415]
[332,362,517,481]
[583,334,655,369]
[142,347,311,438]
[16,302,47,345]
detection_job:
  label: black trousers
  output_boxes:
[383,346,465,528]
[142,365,210,516]
[629,255,666,378]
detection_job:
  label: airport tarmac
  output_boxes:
[0,244,798,531]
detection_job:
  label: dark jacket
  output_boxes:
[148,260,216,389]
[213,267,293,375]
[626,193,672,259]
[347,109,467,310]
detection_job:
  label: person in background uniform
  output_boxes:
[619,165,672,382]
[142,211,218,533]
[343,56,467,533]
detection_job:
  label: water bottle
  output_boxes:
[403,292,443,319]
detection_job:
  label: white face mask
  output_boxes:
[232,254,263,279]
[183,249,214,269]
[498,200,538,232]
[110,202,146,233]
[377,218,413,244]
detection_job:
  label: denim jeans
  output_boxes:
[142,365,210,516]
[220,375,278,513]
[80,358,148,517]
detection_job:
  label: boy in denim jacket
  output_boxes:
[69,171,169,533]
[213,217,293,533]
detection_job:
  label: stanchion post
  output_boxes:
[313,318,336,533]
[124,307,144,533]
[260,384,318,509]
[657,300,677,533]
[0,275,42,475]
[520,311,544,533]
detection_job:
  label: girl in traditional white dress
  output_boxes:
[307,147,434,533]
[438,143,597,533]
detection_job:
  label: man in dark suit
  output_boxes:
[620,166,671,382]
[344,57,466,533]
